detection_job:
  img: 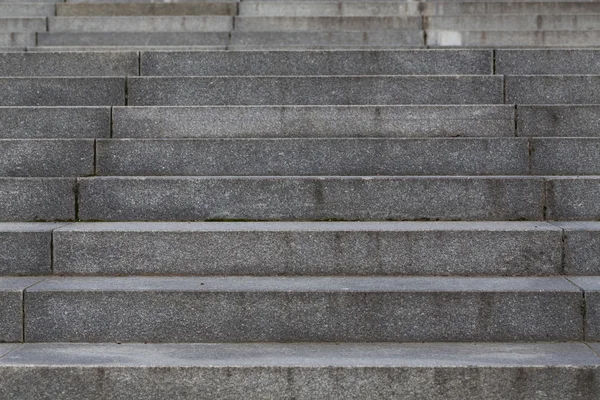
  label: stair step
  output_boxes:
[38,31,229,46]
[507,75,600,104]
[0,17,45,33]
[24,276,582,342]
[0,139,93,177]
[77,176,544,221]
[0,223,62,276]
[427,30,600,47]
[0,107,110,138]
[0,178,75,221]
[0,77,125,106]
[0,277,43,342]
[0,4,55,17]
[30,45,228,51]
[234,16,422,31]
[554,222,600,275]
[230,30,424,47]
[0,51,138,77]
[239,2,422,17]
[239,1,600,16]
[56,2,237,16]
[127,76,503,105]
[0,342,597,399]
[518,105,600,137]
[546,177,600,220]
[48,16,233,32]
[497,49,600,74]
[52,221,563,276]
[112,105,515,138]
[425,1,600,15]
[567,276,600,341]
[140,49,492,76]
[96,138,529,176]
[0,32,34,47]
[425,14,600,30]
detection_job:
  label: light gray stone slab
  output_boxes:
[56,2,236,16]
[24,276,582,342]
[140,50,492,76]
[0,343,598,399]
[427,30,600,47]
[112,105,515,138]
[507,76,600,105]
[31,45,228,51]
[0,107,110,138]
[239,2,422,17]
[53,221,562,276]
[518,105,600,137]
[0,18,46,32]
[497,50,600,75]
[0,277,44,342]
[552,222,600,275]
[531,139,600,175]
[0,139,93,177]
[128,76,504,105]
[96,138,528,176]
[546,177,600,221]
[423,2,600,15]
[0,78,125,106]
[38,32,229,46]
[0,52,138,77]
[0,4,55,17]
[66,0,238,3]
[234,16,422,31]
[0,178,74,221]
[48,16,233,32]
[0,33,35,47]
[0,223,63,275]
[77,176,544,221]
[425,14,600,30]
[565,277,600,341]
[230,30,424,47]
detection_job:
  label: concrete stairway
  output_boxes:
[1,0,600,399]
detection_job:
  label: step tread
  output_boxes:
[25,275,581,292]
[1,342,598,367]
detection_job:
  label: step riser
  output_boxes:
[0,139,93,177]
[234,16,423,31]
[1,343,597,400]
[0,178,74,221]
[56,3,237,16]
[0,32,34,47]
[48,16,233,32]
[5,138,600,177]
[428,30,600,47]
[96,138,529,176]
[128,76,504,106]
[0,78,125,107]
[5,177,600,222]
[112,105,515,138]
[0,52,138,77]
[78,177,544,222]
[0,50,599,77]
[230,30,424,46]
[140,50,493,76]
[0,18,45,33]
[0,107,110,139]
[0,5,55,18]
[37,32,229,46]
[52,222,563,276]
[24,277,582,342]
[424,15,600,30]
